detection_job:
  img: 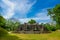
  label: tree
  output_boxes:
[5,20,13,31]
[13,21,20,31]
[48,4,60,29]
[44,23,57,31]
[0,14,6,28]
[28,19,36,24]
[40,23,44,25]
[5,20,20,31]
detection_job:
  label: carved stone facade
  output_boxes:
[15,23,48,34]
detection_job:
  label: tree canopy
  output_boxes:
[28,19,36,24]
[48,4,60,25]
[0,14,6,28]
[48,4,60,29]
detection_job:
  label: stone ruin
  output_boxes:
[15,23,50,34]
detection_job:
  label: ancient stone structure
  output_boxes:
[15,23,46,34]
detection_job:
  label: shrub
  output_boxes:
[50,26,57,31]
[45,26,51,31]
[56,24,60,29]
[45,25,57,32]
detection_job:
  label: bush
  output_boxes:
[50,26,57,31]
[45,26,51,31]
[56,24,60,29]
[45,25,57,31]
[0,27,8,37]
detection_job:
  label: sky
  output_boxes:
[0,0,60,24]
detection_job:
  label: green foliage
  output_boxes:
[14,21,20,30]
[56,24,60,29]
[0,15,6,28]
[50,26,57,31]
[28,19,36,24]
[44,23,57,31]
[0,14,20,31]
[48,4,60,29]
[5,20,20,31]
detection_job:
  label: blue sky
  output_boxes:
[0,0,60,24]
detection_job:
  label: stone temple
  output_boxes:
[15,23,49,34]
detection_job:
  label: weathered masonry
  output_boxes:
[15,23,48,34]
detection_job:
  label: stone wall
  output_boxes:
[15,23,45,34]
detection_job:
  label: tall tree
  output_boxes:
[0,14,6,28]
[48,4,60,29]
[28,19,36,24]
[5,19,20,31]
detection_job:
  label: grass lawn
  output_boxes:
[10,30,60,40]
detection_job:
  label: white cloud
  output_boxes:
[14,8,51,24]
[19,18,39,24]
[19,17,50,24]
[35,13,50,20]
[1,0,51,24]
[15,0,36,14]
[14,0,36,18]
[18,9,51,24]
[2,0,15,19]
[1,0,36,19]
[19,18,30,24]
[35,9,50,20]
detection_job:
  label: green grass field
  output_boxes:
[11,30,60,40]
